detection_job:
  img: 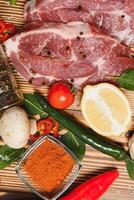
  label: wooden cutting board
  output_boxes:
[0,1,134,199]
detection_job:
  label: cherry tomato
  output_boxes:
[48,82,75,109]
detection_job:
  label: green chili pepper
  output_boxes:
[34,93,127,161]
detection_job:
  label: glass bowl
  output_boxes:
[15,135,81,200]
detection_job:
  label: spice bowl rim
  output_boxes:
[15,135,81,200]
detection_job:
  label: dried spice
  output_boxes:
[24,139,75,193]
[0,46,22,110]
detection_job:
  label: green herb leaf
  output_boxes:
[117,70,134,90]
[10,0,16,5]
[125,155,134,179]
[0,145,25,169]
[60,131,86,161]
[23,93,48,118]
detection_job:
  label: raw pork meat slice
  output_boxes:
[5,21,134,89]
[24,0,134,46]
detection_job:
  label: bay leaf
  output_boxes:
[0,145,25,169]
[23,93,48,118]
[117,70,134,90]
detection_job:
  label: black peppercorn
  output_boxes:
[79,31,83,35]
[76,36,81,40]
[76,5,83,12]
[70,79,74,83]
[66,46,70,51]
[47,50,51,56]
[29,78,34,84]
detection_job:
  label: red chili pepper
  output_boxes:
[0,20,16,42]
[0,20,6,34]
[48,116,60,138]
[0,33,10,42]
[5,23,16,34]
[29,117,60,143]
[37,118,53,134]
[60,170,119,200]
[53,121,60,138]
[29,132,40,143]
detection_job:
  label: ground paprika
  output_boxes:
[24,139,75,194]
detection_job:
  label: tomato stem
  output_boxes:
[71,86,77,95]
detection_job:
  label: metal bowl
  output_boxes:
[16,135,81,200]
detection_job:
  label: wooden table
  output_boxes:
[0,1,134,199]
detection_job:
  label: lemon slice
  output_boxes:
[81,83,132,137]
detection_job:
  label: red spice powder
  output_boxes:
[24,139,75,193]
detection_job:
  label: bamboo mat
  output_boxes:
[0,1,134,199]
